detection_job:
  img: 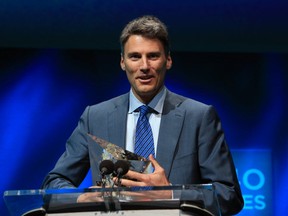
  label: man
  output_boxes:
[42,15,243,215]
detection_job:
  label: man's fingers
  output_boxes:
[77,192,103,203]
[124,170,145,181]
[120,178,143,187]
[149,154,161,170]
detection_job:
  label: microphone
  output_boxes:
[99,160,115,176]
[114,160,129,177]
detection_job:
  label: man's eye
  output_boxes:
[129,54,140,60]
[148,54,160,60]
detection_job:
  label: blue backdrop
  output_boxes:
[1,1,288,215]
[1,49,287,215]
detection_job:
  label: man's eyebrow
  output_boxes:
[148,51,161,55]
[127,52,140,56]
[126,51,162,57]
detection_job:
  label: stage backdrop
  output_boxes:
[0,49,287,215]
[1,1,288,215]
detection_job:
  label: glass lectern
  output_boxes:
[4,184,221,216]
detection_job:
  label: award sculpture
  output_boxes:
[88,134,151,174]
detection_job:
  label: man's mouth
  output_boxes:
[137,76,153,83]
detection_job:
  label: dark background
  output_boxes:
[1,1,287,215]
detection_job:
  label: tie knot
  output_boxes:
[139,105,150,116]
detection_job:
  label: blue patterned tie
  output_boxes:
[135,105,155,158]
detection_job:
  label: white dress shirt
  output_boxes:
[125,87,167,157]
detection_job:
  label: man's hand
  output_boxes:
[76,186,104,203]
[114,155,172,199]
[118,155,170,187]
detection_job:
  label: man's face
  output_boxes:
[120,35,172,104]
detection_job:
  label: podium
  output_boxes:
[4,184,221,216]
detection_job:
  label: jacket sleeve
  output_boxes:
[197,106,244,215]
[41,107,91,189]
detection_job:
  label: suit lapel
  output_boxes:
[105,91,185,179]
[156,91,185,178]
[107,94,129,150]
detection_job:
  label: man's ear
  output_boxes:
[166,55,172,70]
[120,54,125,71]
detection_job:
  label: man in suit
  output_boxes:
[42,15,243,215]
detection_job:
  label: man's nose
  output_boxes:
[139,58,150,71]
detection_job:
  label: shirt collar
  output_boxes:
[128,87,167,114]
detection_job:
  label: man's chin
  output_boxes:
[139,94,159,103]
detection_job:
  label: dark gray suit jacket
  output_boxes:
[42,90,243,215]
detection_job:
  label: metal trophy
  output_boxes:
[88,134,151,174]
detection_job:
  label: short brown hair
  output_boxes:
[120,15,170,56]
